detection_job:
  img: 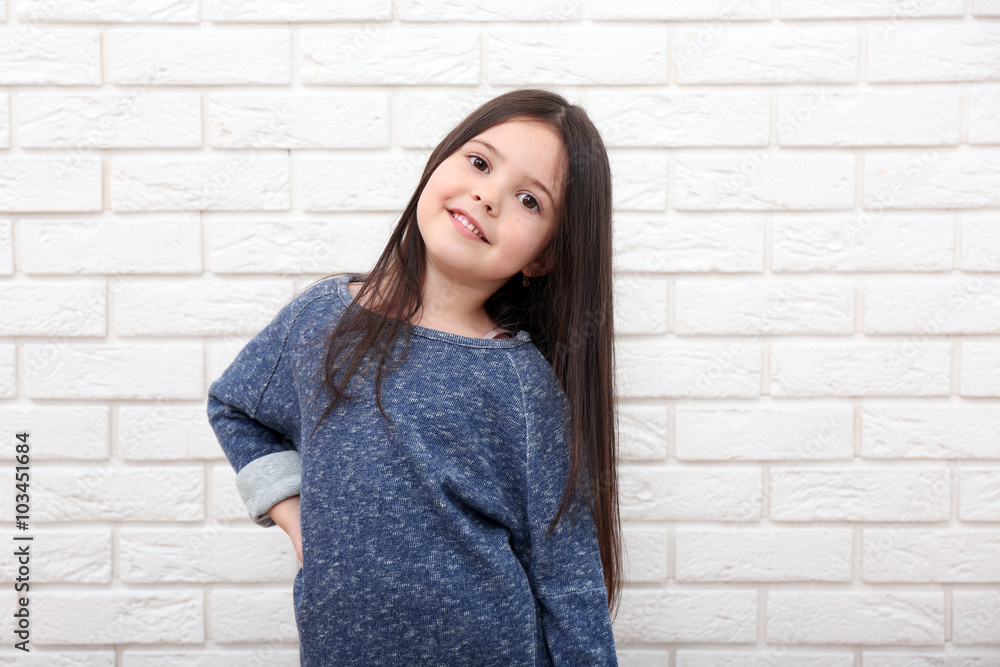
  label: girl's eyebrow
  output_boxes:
[467,138,555,207]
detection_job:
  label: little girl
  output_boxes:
[207,88,622,666]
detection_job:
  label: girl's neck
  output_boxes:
[347,280,509,339]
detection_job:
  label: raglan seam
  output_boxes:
[250,286,340,420]
[502,349,531,525]
[502,348,534,667]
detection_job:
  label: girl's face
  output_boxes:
[416,117,567,286]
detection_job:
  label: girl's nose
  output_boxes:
[471,189,495,213]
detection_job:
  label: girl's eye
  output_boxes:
[469,155,488,172]
[518,193,540,212]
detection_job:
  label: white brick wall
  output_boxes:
[2,1,999,664]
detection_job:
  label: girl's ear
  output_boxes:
[522,242,557,278]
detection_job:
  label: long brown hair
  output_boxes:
[303,88,622,617]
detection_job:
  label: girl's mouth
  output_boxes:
[450,210,489,243]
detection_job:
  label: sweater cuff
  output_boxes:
[235,449,302,528]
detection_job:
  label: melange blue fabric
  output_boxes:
[206,273,618,666]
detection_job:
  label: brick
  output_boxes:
[208,218,391,274]
[110,155,290,211]
[863,654,1000,667]
[0,406,108,460]
[0,219,10,274]
[617,402,668,462]
[0,528,111,583]
[113,278,292,337]
[773,214,954,272]
[675,279,853,335]
[619,650,669,667]
[20,218,202,274]
[588,91,769,147]
[614,274,668,335]
[959,469,1000,521]
[612,588,757,644]
[0,650,115,666]
[961,342,1000,397]
[869,23,1000,82]
[674,152,854,211]
[961,214,1000,272]
[400,0,581,21]
[120,528,297,583]
[610,150,669,210]
[23,464,204,522]
[615,214,764,273]
[676,408,853,461]
[864,149,1000,210]
[620,466,760,521]
[676,528,852,582]
[621,526,668,583]
[617,339,762,398]
[0,158,102,212]
[0,29,100,85]
[297,155,423,212]
[865,278,1000,334]
[976,0,1000,15]
[0,282,105,336]
[953,591,1000,644]
[18,93,201,148]
[770,468,950,522]
[487,28,668,85]
[0,94,9,148]
[589,0,769,20]
[119,405,226,461]
[207,93,389,149]
[677,24,856,84]
[207,0,390,21]
[679,653,852,667]
[781,0,962,18]
[767,591,944,644]
[0,345,13,398]
[770,342,951,397]
[18,0,199,21]
[210,588,298,643]
[23,343,204,400]
[862,406,1000,459]
[33,591,203,645]
[109,30,291,85]
[301,27,478,85]
[778,91,960,147]
[970,89,1000,144]
[863,529,1000,582]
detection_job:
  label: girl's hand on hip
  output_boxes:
[267,495,303,564]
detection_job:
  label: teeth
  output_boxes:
[451,211,485,241]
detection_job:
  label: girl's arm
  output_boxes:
[267,494,303,563]
[514,368,618,665]
[207,287,316,528]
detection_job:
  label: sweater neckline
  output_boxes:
[334,273,532,348]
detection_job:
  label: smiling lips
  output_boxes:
[449,209,488,243]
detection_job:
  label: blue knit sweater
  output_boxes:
[207,273,618,666]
